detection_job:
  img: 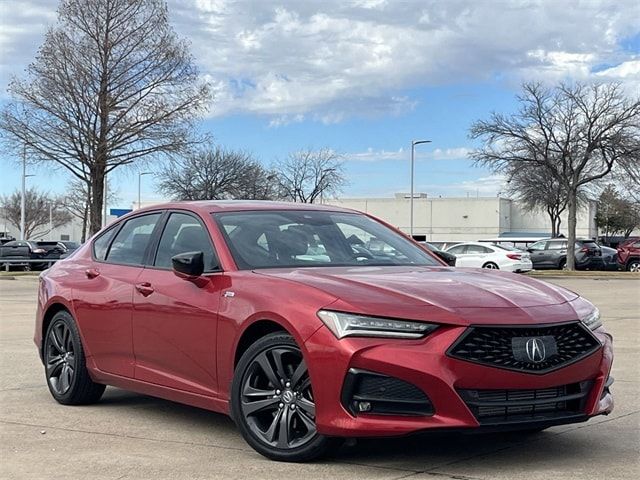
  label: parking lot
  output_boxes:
[0,276,638,480]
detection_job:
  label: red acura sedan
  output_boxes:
[35,201,614,461]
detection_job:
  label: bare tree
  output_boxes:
[1,188,72,239]
[157,146,280,201]
[275,148,346,203]
[471,82,640,269]
[506,164,585,237]
[0,0,210,234]
[62,178,119,242]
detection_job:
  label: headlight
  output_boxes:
[317,310,438,339]
[580,307,602,331]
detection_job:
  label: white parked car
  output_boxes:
[445,242,533,272]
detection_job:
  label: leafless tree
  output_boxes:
[0,0,210,235]
[62,178,119,242]
[506,164,586,237]
[157,146,280,201]
[470,82,640,269]
[1,188,72,239]
[275,148,346,203]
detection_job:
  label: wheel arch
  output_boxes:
[41,303,72,358]
[626,256,640,270]
[233,319,290,368]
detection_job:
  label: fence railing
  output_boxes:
[1,258,61,271]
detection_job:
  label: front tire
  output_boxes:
[44,310,105,405]
[231,332,339,462]
[627,259,640,273]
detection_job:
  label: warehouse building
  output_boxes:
[326,194,598,242]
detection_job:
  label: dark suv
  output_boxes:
[617,238,640,272]
[527,238,603,270]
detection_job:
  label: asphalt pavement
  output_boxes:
[1,276,638,479]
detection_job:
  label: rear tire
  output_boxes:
[482,262,499,270]
[44,310,105,405]
[231,332,341,462]
[558,258,567,270]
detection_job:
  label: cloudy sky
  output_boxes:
[1,0,639,207]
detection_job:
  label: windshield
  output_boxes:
[213,210,441,270]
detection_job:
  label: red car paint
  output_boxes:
[35,201,613,437]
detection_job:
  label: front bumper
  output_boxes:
[304,324,613,437]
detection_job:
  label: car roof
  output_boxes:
[132,200,357,216]
[451,242,496,248]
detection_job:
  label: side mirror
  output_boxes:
[172,251,204,277]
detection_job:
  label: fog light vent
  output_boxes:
[341,369,434,416]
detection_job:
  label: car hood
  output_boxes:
[256,266,581,325]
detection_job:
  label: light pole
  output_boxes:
[410,139,431,239]
[20,146,35,240]
[138,172,153,209]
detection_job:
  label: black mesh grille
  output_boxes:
[355,374,426,401]
[459,382,592,424]
[447,322,601,373]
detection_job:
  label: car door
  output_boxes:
[132,211,225,397]
[545,240,567,267]
[463,244,492,267]
[72,212,162,378]
[527,240,548,268]
[447,244,470,266]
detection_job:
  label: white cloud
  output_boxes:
[1,0,639,122]
[346,146,471,162]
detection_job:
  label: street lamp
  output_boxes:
[20,145,36,240]
[138,172,153,209]
[410,139,431,239]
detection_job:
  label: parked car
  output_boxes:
[35,201,613,462]
[428,240,462,251]
[419,241,456,266]
[526,238,603,270]
[599,246,620,271]
[58,241,81,259]
[445,242,532,272]
[617,238,640,272]
[0,240,65,270]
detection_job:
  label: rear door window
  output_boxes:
[105,214,162,266]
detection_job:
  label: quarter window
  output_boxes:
[106,214,161,265]
[154,212,218,271]
[93,227,117,261]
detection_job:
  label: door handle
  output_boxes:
[135,282,155,296]
[85,268,100,279]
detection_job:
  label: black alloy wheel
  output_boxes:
[46,320,76,395]
[231,332,339,461]
[43,311,105,405]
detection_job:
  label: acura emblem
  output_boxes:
[525,338,546,363]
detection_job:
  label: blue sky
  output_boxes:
[1,0,639,208]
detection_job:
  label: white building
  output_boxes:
[326,194,597,242]
[1,194,598,244]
